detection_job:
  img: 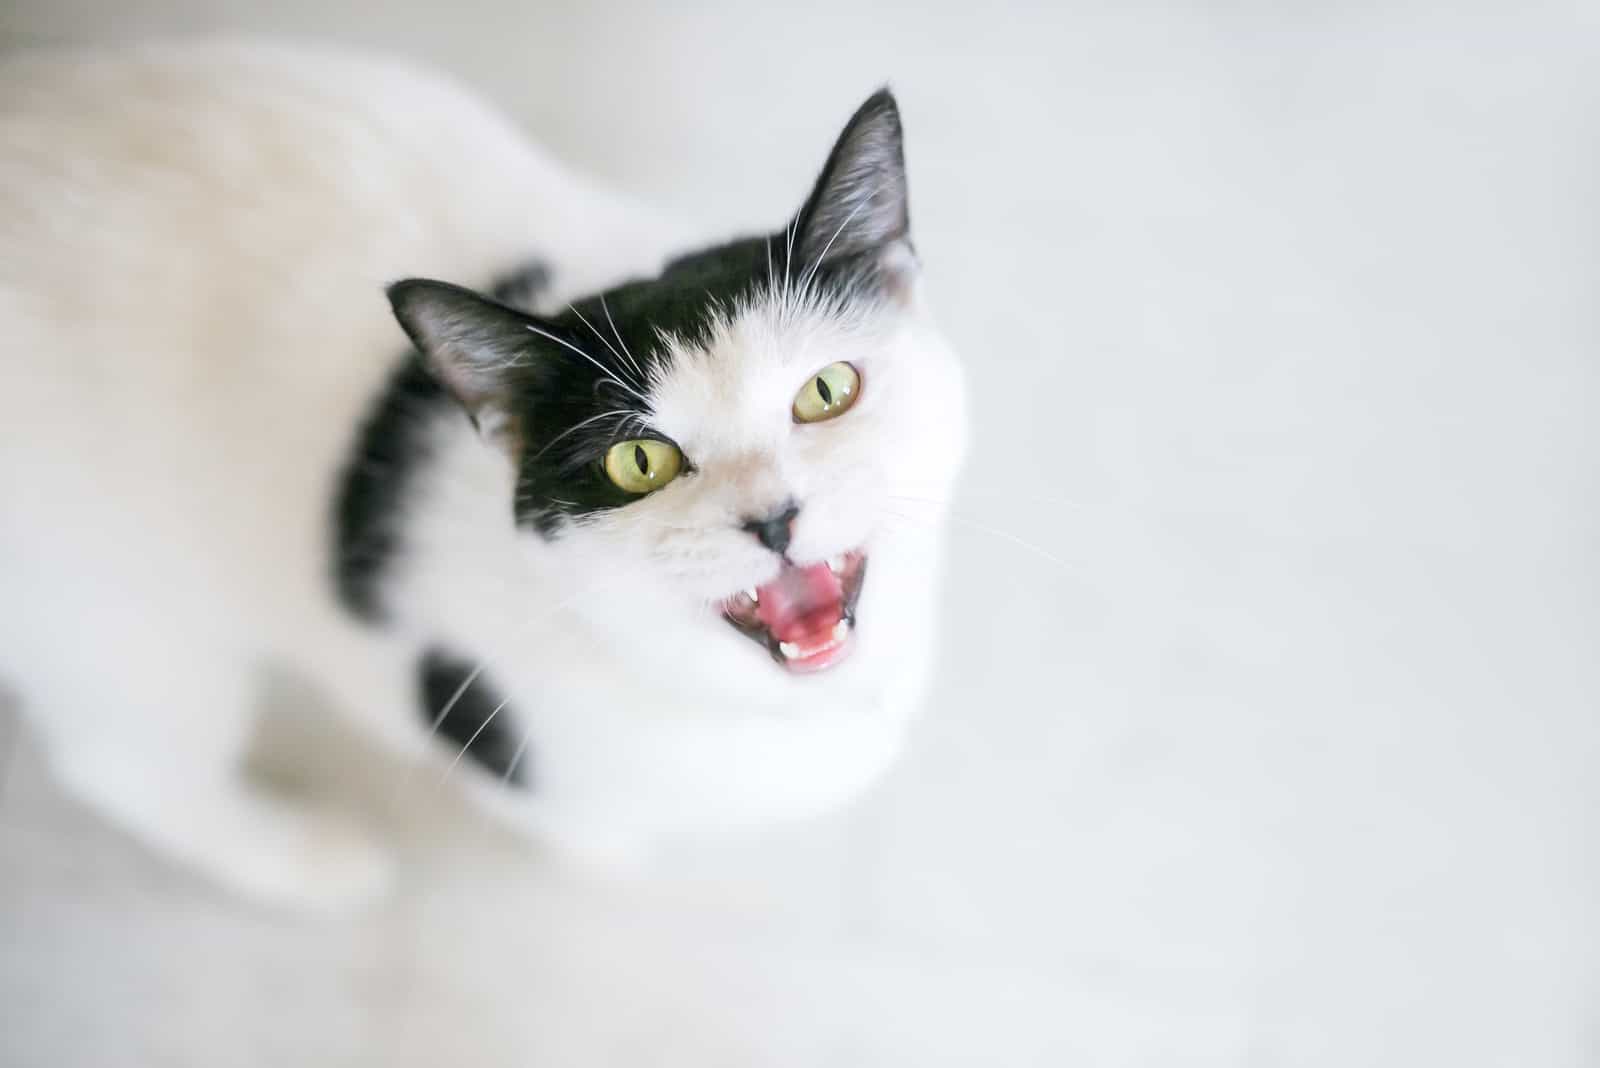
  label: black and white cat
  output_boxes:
[0,40,966,907]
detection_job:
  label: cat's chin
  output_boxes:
[720,550,868,674]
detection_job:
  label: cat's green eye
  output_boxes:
[792,361,861,424]
[604,439,683,495]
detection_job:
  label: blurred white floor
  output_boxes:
[2,5,1596,1066]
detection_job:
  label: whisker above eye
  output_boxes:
[525,323,651,405]
[600,293,649,385]
[798,179,888,296]
[782,215,797,304]
[568,302,643,389]
[526,408,636,464]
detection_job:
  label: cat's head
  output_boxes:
[389,90,965,677]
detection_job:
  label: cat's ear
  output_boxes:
[791,88,913,284]
[387,279,541,448]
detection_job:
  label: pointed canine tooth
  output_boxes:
[746,587,760,603]
[778,640,799,659]
[832,619,850,641]
[829,554,846,573]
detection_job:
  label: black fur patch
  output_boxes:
[507,235,779,534]
[418,649,531,787]
[332,355,451,621]
[490,259,554,313]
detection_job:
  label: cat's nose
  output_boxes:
[741,501,800,555]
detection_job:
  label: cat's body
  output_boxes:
[0,40,965,906]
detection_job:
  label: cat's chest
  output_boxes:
[506,659,911,830]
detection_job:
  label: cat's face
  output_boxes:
[391,90,965,677]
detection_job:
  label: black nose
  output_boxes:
[741,502,800,555]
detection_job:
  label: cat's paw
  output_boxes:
[53,752,396,912]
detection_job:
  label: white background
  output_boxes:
[1,4,1595,1065]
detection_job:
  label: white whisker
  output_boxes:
[568,303,641,388]
[601,294,649,384]
[783,215,797,306]
[440,695,511,782]
[798,180,884,295]
[889,490,1112,514]
[426,663,485,739]
[500,726,534,786]
[527,407,635,464]
[525,323,651,404]
[881,506,1088,578]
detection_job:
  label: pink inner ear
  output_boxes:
[434,350,505,418]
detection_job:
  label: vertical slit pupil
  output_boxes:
[634,444,649,476]
[816,376,833,406]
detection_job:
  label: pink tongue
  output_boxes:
[755,562,844,643]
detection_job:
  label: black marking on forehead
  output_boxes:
[510,234,769,532]
[418,648,531,788]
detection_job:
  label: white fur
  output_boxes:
[0,40,966,906]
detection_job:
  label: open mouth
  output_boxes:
[721,550,868,674]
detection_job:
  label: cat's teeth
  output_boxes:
[745,587,759,603]
[778,623,852,660]
[829,554,846,574]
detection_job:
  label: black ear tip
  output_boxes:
[385,278,454,347]
[386,278,425,316]
[386,277,478,324]
[854,87,901,129]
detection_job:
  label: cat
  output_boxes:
[0,39,967,908]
